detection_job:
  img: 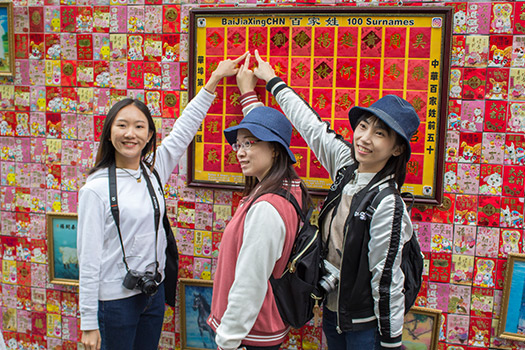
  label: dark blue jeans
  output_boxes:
[241,344,281,350]
[98,283,165,350]
[242,344,281,350]
[323,309,381,350]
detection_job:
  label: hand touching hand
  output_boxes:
[236,53,258,95]
[205,51,249,93]
[253,49,277,83]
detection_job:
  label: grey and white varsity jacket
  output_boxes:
[261,77,414,349]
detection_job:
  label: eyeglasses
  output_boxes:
[231,139,260,152]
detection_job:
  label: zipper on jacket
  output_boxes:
[320,170,351,332]
[318,190,344,332]
[319,192,342,261]
[334,183,386,334]
[335,225,347,334]
[335,195,352,335]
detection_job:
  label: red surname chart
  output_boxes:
[191,9,449,199]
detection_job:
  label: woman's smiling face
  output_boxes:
[353,115,403,173]
[110,104,153,169]
[235,129,275,181]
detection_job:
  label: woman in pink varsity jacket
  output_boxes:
[207,56,311,350]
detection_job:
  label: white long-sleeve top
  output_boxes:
[77,89,215,331]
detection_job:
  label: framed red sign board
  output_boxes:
[188,6,453,205]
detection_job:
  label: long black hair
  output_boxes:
[350,114,409,188]
[89,98,157,175]
[244,142,312,214]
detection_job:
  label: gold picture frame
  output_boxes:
[46,212,79,286]
[179,278,216,350]
[402,306,442,350]
[188,6,453,205]
[0,1,14,77]
[498,253,525,341]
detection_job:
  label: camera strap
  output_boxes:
[108,163,160,275]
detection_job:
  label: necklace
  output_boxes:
[120,168,142,183]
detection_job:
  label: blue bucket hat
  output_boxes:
[224,106,296,163]
[348,95,420,158]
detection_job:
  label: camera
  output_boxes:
[123,270,160,296]
[318,259,340,294]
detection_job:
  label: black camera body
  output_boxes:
[123,270,160,296]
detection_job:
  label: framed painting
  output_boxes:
[180,278,216,350]
[498,253,525,341]
[46,212,79,286]
[0,1,13,77]
[187,6,453,204]
[402,306,442,350]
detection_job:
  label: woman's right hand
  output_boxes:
[253,49,277,83]
[82,329,101,350]
[204,52,249,93]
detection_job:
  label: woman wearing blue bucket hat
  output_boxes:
[236,51,421,350]
[207,60,312,350]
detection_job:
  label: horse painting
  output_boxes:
[191,291,216,348]
[181,280,217,350]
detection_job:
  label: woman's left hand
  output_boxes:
[205,52,249,93]
[236,53,258,95]
[253,49,277,83]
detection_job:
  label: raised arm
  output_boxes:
[154,52,249,181]
[251,50,353,179]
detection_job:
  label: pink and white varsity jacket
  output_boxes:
[207,184,302,350]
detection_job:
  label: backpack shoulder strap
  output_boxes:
[400,192,415,213]
[274,188,306,223]
[150,168,173,236]
[364,182,415,219]
[365,182,398,220]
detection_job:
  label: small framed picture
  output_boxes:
[498,253,525,341]
[179,278,217,350]
[402,306,442,350]
[46,212,79,286]
[0,1,13,77]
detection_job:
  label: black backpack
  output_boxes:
[152,169,179,307]
[365,184,424,313]
[268,190,324,329]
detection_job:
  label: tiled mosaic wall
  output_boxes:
[2,0,525,349]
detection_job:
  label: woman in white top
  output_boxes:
[77,53,248,350]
